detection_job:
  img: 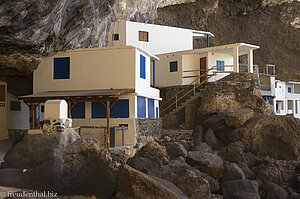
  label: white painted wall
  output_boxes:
[34,47,136,93]
[45,100,68,119]
[156,52,183,87]
[108,21,195,55]
[0,82,8,140]
[207,52,233,82]
[7,93,29,130]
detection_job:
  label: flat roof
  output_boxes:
[53,45,159,60]
[19,89,135,103]
[123,20,214,37]
[157,43,260,56]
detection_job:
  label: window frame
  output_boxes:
[288,87,292,93]
[139,31,149,42]
[10,101,21,111]
[140,54,146,79]
[53,57,70,80]
[216,60,225,71]
[170,61,178,72]
[113,33,119,41]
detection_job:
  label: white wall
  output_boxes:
[108,21,195,55]
[0,82,8,140]
[156,52,183,87]
[7,93,29,130]
[207,52,233,82]
[34,47,136,93]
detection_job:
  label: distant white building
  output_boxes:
[20,46,161,147]
[108,20,213,55]
[258,65,300,119]
[155,43,260,87]
[0,81,29,140]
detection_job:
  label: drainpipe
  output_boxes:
[207,35,210,48]
[153,60,156,88]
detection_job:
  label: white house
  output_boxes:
[0,81,29,141]
[20,46,161,146]
[258,65,300,119]
[108,20,214,55]
[155,43,260,87]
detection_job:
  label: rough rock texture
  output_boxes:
[0,137,118,199]
[259,182,289,199]
[135,141,170,164]
[221,179,261,199]
[164,142,187,160]
[223,108,254,128]
[223,162,245,181]
[234,115,300,160]
[4,129,80,169]
[0,0,159,94]
[116,164,189,199]
[187,151,224,178]
[156,0,300,81]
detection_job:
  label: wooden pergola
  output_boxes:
[19,88,135,148]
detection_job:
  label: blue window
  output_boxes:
[275,82,277,88]
[54,57,70,79]
[111,100,129,118]
[148,99,155,118]
[216,60,225,71]
[92,100,129,118]
[71,102,85,119]
[170,61,178,72]
[156,107,159,118]
[288,87,292,93]
[92,102,107,118]
[137,97,146,118]
[140,55,146,79]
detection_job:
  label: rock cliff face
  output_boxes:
[0,0,159,95]
[156,0,300,81]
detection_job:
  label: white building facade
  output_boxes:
[0,81,29,140]
[29,46,161,146]
[108,20,213,55]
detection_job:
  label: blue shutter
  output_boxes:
[140,55,146,79]
[137,97,146,118]
[92,102,107,118]
[288,87,292,93]
[156,107,159,118]
[54,57,70,79]
[111,100,129,118]
[170,61,178,72]
[71,102,85,118]
[217,60,225,71]
[148,99,154,118]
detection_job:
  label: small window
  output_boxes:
[71,102,85,119]
[217,60,225,71]
[288,87,292,93]
[170,61,178,72]
[148,99,155,118]
[113,34,119,41]
[53,57,70,79]
[139,31,149,42]
[41,105,45,113]
[10,101,21,111]
[140,55,146,79]
[275,82,277,88]
[137,96,146,118]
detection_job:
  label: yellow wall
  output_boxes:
[156,52,183,87]
[34,47,136,93]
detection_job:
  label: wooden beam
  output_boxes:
[31,103,34,129]
[68,101,72,118]
[114,89,135,98]
[106,100,110,149]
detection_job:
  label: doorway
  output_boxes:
[200,57,207,82]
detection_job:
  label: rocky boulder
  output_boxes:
[116,164,189,199]
[259,182,289,199]
[225,141,245,163]
[135,141,170,164]
[187,151,224,179]
[4,129,80,169]
[193,142,213,153]
[221,179,260,199]
[223,108,254,128]
[164,142,187,160]
[204,128,218,148]
[234,115,300,160]
[223,162,245,181]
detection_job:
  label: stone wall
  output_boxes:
[8,129,28,141]
[135,118,162,148]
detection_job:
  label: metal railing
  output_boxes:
[160,65,234,116]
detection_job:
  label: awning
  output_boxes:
[19,89,135,103]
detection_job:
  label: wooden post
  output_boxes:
[106,101,110,149]
[31,103,34,129]
[68,101,72,118]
